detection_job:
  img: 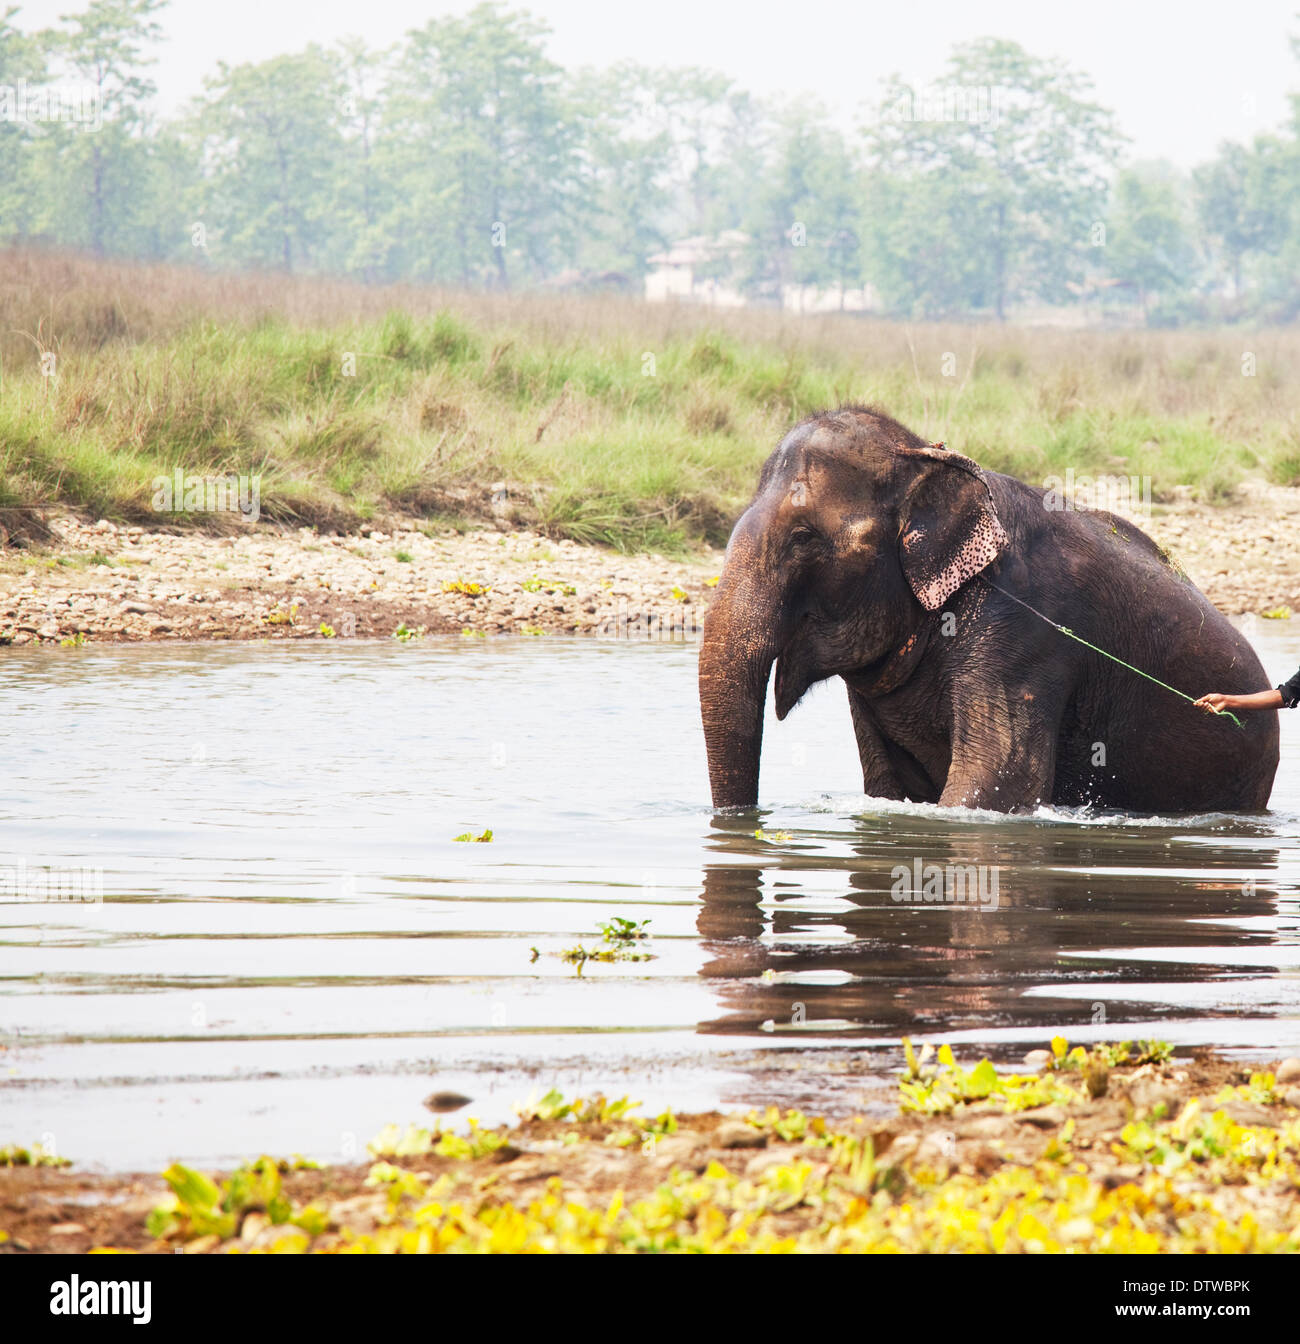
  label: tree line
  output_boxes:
[3,0,1300,324]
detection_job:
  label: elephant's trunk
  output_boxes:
[699,555,783,809]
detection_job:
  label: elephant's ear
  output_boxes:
[897,447,1009,611]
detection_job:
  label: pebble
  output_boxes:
[0,514,722,644]
[715,1122,767,1150]
[1016,1105,1067,1129]
[424,1090,473,1113]
[743,1148,801,1178]
[1275,1058,1300,1085]
[646,1135,708,1171]
[7,487,1298,650]
[1219,1101,1279,1128]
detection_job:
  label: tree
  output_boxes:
[864,169,987,319]
[1105,163,1198,321]
[643,67,763,240]
[45,0,166,254]
[566,62,673,278]
[331,37,395,279]
[1193,140,1289,301]
[0,5,49,240]
[864,37,1126,319]
[189,47,345,272]
[384,2,575,287]
[740,102,864,305]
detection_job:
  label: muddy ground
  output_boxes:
[1,483,1298,647]
[4,1049,1300,1253]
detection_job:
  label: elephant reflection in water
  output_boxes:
[694,819,1280,1039]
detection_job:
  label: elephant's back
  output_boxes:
[986,473,1280,810]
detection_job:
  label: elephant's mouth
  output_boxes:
[775,619,920,719]
[773,643,816,720]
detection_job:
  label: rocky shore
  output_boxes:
[4,1046,1299,1253]
[0,517,723,646]
[1,483,1297,647]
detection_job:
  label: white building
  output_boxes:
[646,231,878,313]
[644,231,749,307]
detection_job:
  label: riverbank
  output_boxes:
[1,482,1298,646]
[5,249,1300,557]
[0,515,723,645]
[4,1044,1299,1253]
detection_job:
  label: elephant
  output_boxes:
[698,406,1280,813]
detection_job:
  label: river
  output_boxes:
[2,626,1298,1168]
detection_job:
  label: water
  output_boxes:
[2,627,1298,1170]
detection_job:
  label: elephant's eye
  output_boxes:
[790,525,819,545]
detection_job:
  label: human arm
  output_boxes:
[1195,662,1300,714]
[1194,688,1284,714]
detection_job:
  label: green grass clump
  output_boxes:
[2,248,1296,550]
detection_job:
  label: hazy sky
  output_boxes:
[19,0,1299,165]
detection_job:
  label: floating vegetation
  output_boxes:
[900,1039,1082,1114]
[0,1143,69,1168]
[392,623,426,642]
[367,1120,510,1162]
[537,916,655,974]
[146,1156,330,1247]
[512,1091,641,1125]
[753,828,792,842]
[897,1037,1175,1114]
[17,1042,1300,1254]
[598,916,650,945]
[557,942,652,971]
[452,828,493,843]
[1215,1071,1283,1107]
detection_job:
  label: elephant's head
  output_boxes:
[699,406,1008,808]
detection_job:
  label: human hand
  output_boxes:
[1193,693,1235,714]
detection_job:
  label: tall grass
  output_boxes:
[1,248,1297,548]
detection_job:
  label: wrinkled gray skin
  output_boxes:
[699,406,1280,813]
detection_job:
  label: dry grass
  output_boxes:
[2,247,1298,548]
